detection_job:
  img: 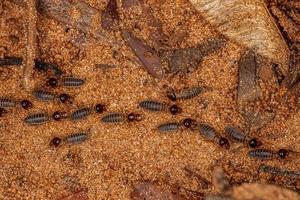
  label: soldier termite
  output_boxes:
[64,132,88,144]
[224,126,261,148]
[101,113,126,123]
[25,113,49,125]
[157,122,180,132]
[139,100,182,115]
[194,124,230,149]
[166,86,202,101]
[248,149,289,159]
[0,97,17,108]
[70,107,93,121]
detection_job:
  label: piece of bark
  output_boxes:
[184,166,211,189]
[237,51,261,104]
[167,38,225,73]
[12,0,122,48]
[59,189,88,200]
[101,0,119,31]
[213,167,230,193]
[122,0,143,9]
[23,0,37,92]
[131,181,179,200]
[243,110,275,131]
[122,30,164,78]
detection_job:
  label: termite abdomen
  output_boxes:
[101,113,125,123]
[0,98,16,108]
[71,108,93,121]
[176,87,202,100]
[25,113,49,125]
[65,133,88,144]
[63,77,85,87]
[157,122,180,132]
[248,149,275,159]
[224,126,246,142]
[32,90,55,101]
[197,124,217,141]
[139,100,168,111]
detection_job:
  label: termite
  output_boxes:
[167,86,202,101]
[248,149,289,159]
[224,126,261,148]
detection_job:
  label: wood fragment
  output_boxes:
[23,0,37,92]
[184,166,211,189]
[122,30,164,79]
[12,0,122,48]
[237,51,261,104]
[101,0,120,31]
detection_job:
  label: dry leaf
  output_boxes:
[189,0,289,75]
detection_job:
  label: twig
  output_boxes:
[23,0,37,92]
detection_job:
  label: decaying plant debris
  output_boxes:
[189,0,290,75]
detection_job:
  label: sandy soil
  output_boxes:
[0,0,299,199]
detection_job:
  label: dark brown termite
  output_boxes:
[224,126,261,148]
[194,124,230,149]
[157,122,180,132]
[35,60,63,76]
[167,87,202,101]
[139,100,182,115]
[47,77,85,88]
[0,97,17,108]
[248,149,289,159]
[25,113,49,125]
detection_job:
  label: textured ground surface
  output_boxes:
[0,0,299,199]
